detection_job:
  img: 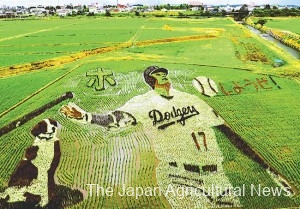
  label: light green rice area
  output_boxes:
[0,17,299,208]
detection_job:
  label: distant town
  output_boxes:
[0,2,299,18]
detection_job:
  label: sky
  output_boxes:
[1,0,300,7]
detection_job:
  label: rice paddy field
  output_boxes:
[0,16,299,209]
[251,17,300,34]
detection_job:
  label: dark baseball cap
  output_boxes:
[143,66,169,89]
[148,66,168,75]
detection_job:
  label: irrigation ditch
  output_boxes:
[246,25,300,60]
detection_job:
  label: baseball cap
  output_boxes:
[148,66,169,75]
[143,66,169,89]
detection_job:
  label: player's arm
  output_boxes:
[60,103,137,129]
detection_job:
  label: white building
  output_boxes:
[56,9,72,16]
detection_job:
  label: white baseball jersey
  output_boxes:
[117,88,224,167]
[89,88,241,208]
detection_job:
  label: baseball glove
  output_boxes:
[60,103,86,120]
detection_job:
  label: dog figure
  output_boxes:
[0,119,61,207]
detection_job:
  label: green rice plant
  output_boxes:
[251,17,300,34]
[0,17,299,209]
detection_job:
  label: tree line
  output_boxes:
[252,5,300,17]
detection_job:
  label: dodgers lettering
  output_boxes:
[148,106,199,129]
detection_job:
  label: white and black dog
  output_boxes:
[0,119,83,209]
[0,119,60,207]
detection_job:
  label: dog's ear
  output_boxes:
[25,146,39,160]
[31,120,47,137]
[48,118,58,127]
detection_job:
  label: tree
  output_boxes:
[240,4,248,12]
[264,4,271,10]
[135,10,140,16]
[166,4,171,10]
[179,4,188,10]
[83,5,89,13]
[221,9,227,16]
[105,9,111,17]
[256,19,267,26]
[71,10,77,16]
[66,4,73,9]
[236,4,249,20]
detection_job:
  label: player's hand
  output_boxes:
[60,103,85,120]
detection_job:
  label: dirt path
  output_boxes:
[127,19,149,45]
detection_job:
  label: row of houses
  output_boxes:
[0,3,299,18]
[0,4,153,17]
[0,5,50,17]
[190,4,298,13]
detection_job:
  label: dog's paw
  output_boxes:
[24,192,41,205]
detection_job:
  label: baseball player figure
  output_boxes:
[60,66,242,208]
